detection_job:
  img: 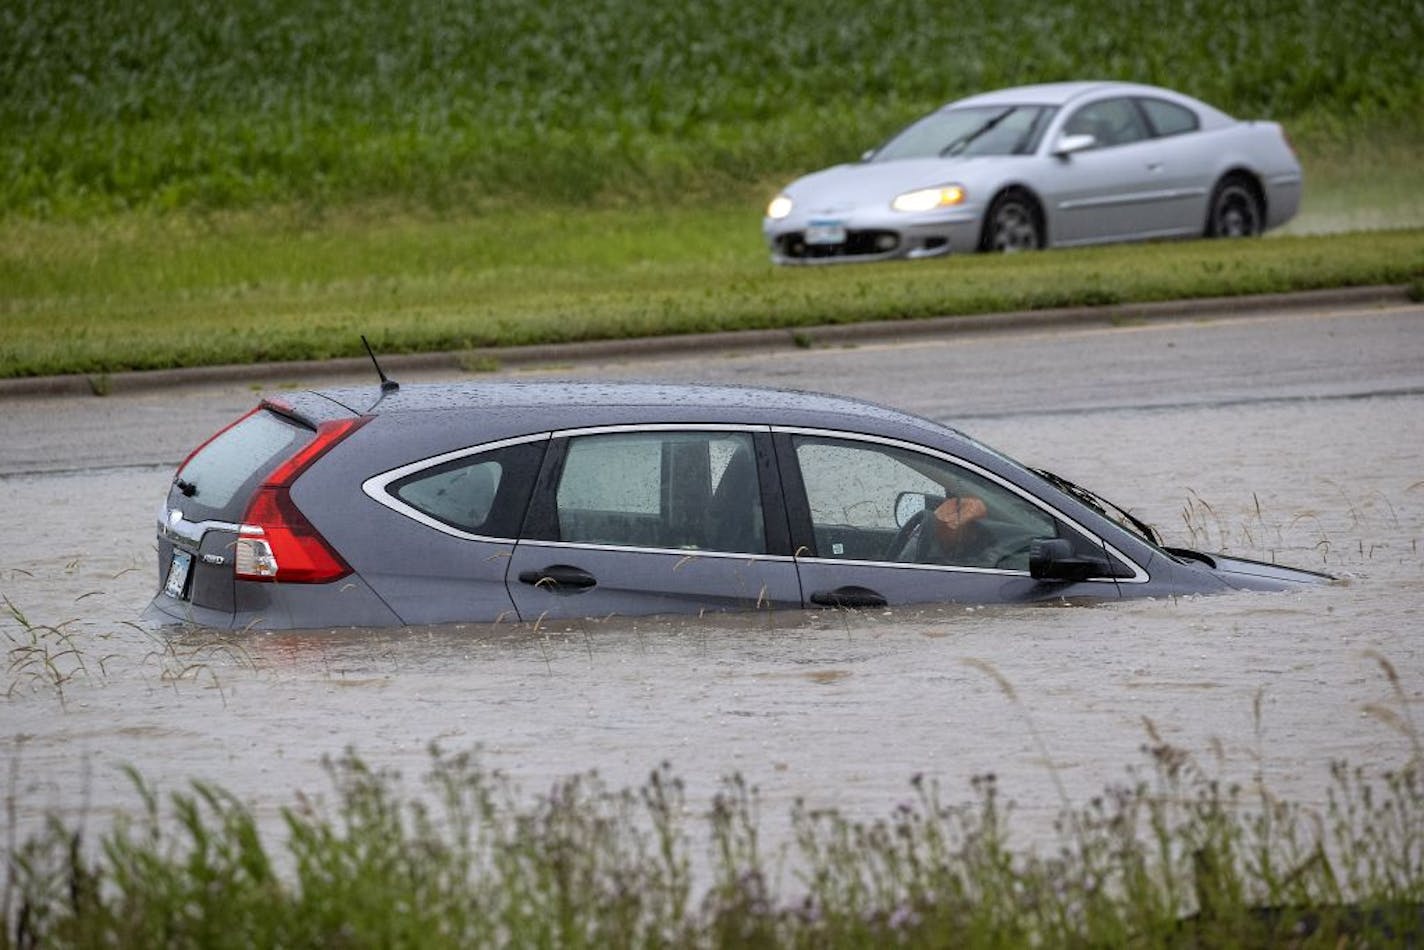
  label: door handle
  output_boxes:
[518,564,597,591]
[1146,162,1163,172]
[810,586,888,609]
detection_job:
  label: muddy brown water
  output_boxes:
[3,388,1420,858]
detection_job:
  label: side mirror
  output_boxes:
[894,491,943,527]
[861,148,876,162]
[1052,133,1096,158]
[1029,537,1121,582]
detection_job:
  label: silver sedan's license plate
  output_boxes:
[164,548,193,599]
[805,220,847,245]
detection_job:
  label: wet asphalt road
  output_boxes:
[2,298,1421,477]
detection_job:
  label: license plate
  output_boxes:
[805,220,847,245]
[164,549,193,599]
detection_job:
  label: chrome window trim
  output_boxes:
[792,556,1023,577]
[514,539,795,563]
[361,432,551,543]
[774,425,1150,584]
[360,422,1148,583]
[362,425,771,546]
[555,422,771,438]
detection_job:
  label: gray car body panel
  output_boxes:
[146,381,1330,630]
[763,81,1302,263]
[145,569,401,629]
[508,543,804,621]
[293,438,527,627]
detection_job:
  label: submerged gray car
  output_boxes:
[763,81,1301,263]
[146,381,1328,630]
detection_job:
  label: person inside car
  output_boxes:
[930,494,989,555]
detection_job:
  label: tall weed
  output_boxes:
[3,739,1421,946]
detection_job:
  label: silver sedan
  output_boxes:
[763,81,1302,264]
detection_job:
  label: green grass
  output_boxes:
[2,0,1421,216]
[2,205,1422,379]
[4,743,1422,947]
[2,0,1421,380]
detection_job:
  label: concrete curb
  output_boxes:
[2,284,1411,399]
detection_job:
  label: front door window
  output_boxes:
[793,435,1059,571]
[1062,97,1151,149]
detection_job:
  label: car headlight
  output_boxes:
[891,184,966,213]
[766,194,793,220]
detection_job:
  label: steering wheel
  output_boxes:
[988,536,1036,571]
[884,509,926,561]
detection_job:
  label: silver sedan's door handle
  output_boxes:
[1146,162,1164,172]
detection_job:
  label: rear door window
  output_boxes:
[174,409,311,522]
[549,430,766,554]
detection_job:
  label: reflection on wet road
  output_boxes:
[2,305,1422,854]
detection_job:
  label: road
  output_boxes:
[2,299,1421,477]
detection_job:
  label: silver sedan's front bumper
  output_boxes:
[764,209,983,265]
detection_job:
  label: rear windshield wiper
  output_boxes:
[1031,468,1161,547]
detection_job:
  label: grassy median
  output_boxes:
[1,212,1421,379]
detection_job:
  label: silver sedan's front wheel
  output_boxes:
[980,192,1043,253]
[1206,176,1263,238]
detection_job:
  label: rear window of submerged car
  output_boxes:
[172,409,313,523]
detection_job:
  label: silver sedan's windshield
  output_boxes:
[872,105,1056,161]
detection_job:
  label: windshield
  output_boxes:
[1031,468,1163,549]
[871,105,1056,161]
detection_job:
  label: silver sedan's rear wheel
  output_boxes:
[1206,175,1263,238]
[980,192,1043,253]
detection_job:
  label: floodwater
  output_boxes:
[3,387,1420,855]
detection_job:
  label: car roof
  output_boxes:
[947,80,1198,109]
[293,380,952,434]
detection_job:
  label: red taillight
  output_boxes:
[234,416,370,584]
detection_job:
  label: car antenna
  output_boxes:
[361,335,399,394]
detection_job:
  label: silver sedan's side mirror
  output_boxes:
[1052,133,1097,157]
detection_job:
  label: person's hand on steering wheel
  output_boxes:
[932,496,988,550]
